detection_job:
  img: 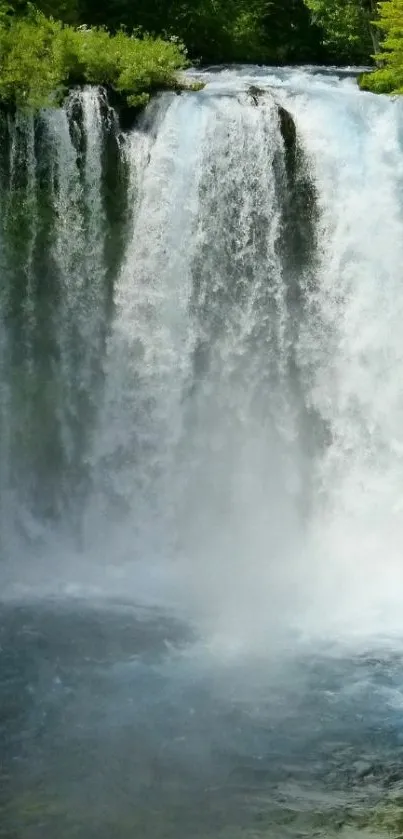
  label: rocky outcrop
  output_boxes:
[246,85,297,154]
[247,84,266,106]
[278,104,297,160]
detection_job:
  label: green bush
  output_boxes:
[0,9,188,110]
[360,0,403,94]
[0,11,65,107]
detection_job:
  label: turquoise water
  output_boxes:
[1,601,403,838]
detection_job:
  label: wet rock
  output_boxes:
[247,85,266,106]
[278,105,297,157]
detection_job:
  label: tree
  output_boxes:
[75,0,270,62]
[262,0,325,62]
[75,0,325,63]
[303,0,375,61]
[360,0,403,93]
[167,0,269,61]
[35,0,80,25]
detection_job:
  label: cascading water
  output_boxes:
[2,69,403,641]
[2,68,403,839]
[0,87,129,555]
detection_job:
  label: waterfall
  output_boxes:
[0,88,129,551]
[1,69,403,643]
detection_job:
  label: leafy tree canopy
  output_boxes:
[360,0,403,93]
[33,0,326,64]
[303,0,375,61]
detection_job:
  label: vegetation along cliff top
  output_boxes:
[0,0,402,109]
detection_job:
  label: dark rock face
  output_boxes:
[278,104,297,159]
[274,100,323,517]
[247,84,266,106]
[246,86,297,159]
[275,102,318,267]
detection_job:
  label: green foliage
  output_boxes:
[0,0,9,20]
[264,0,326,62]
[67,27,188,106]
[0,9,188,109]
[0,11,67,108]
[169,0,269,62]
[0,0,22,24]
[75,0,325,64]
[10,0,336,68]
[303,0,374,61]
[360,0,403,93]
[74,0,265,63]
[0,0,380,110]
[35,0,80,24]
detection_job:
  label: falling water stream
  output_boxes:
[1,67,403,837]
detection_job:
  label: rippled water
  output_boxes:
[1,600,403,838]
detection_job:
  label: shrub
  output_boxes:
[0,11,66,107]
[0,8,188,109]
